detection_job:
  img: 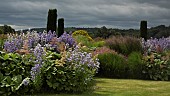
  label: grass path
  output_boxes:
[37,78,170,96]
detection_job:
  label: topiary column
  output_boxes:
[58,18,64,37]
[140,20,147,41]
[47,9,57,33]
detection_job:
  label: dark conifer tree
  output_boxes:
[140,20,147,41]
[47,9,57,33]
[58,18,64,37]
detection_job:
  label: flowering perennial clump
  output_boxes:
[66,46,100,72]
[30,44,46,80]
[58,32,76,47]
[4,36,23,52]
[4,31,57,52]
[142,37,170,53]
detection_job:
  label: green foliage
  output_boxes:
[73,35,105,49]
[0,52,33,77]
[0,39,4,51]
[58,18,64,37]
[47,9,57,33]
[105,36,142,55]
[143,52,170,81]
[0,52,34,95]
[93,41,105,47]
[127,52,146,79]
[73,35,94,47]
[0,74,23,96]
[140,21,147,41]
[97,53,127,78]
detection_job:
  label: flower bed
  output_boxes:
[0,31,99,95]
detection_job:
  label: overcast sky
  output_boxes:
[0,0,170,30]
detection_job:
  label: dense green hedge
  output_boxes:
[97,53,128,78]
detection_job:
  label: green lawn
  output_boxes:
[34,78,170,96]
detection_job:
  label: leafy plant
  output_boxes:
[41,46,100,93]
[0,52,34,95]
[143,52,170,81]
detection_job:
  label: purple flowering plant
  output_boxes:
[66,45,100,73]
[64,45,100,86]
[30,43,46,80]
[4,30,57,52]
[142,36,170,54]
[58,32,76,48]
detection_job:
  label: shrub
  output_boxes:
[92,46,117,56]
[93,41,105,47]
[127,52,146,79]
[42,46,100,92]
[72,30,93,41]
[143,52,170,81]
[73,35,94,47]
[105,36,142,55]
[97,53,127,78]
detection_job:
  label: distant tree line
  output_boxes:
[0,25,15,34]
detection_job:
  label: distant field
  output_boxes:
[35,78,170,96]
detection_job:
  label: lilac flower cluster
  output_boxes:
[66,46,100,72]
[26,32,39,48]
[58,32,76,47]
[33,44,46,62]
[142,37,170,53]
[4,31,57,52]
[30,44,46,80]
[4,36,23,52]
[30,64,42,80]
[38,31,56,46]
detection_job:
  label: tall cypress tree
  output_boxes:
[140,20,147,41]
[47,9,57,33]
[58,18,64,37]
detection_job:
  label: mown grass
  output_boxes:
[34,78,170,96]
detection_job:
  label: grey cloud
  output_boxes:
[131,0,170,9]
[0,0,169,30]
